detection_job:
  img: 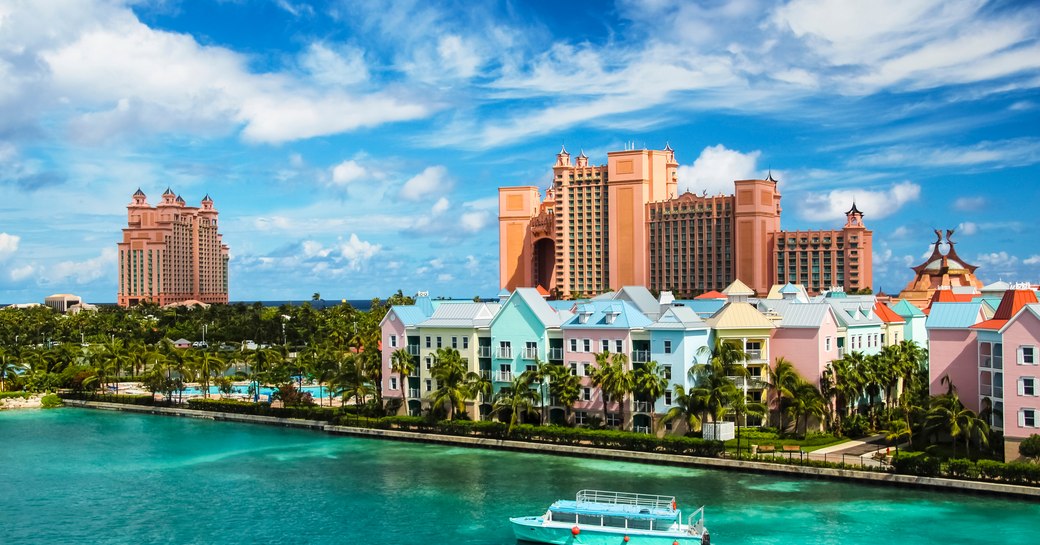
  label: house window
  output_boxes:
[825,336,831,351]
[389,377,398,390]
[583,339,591,352]
[1019,346,1037,365]
[569,338,578,352]
[569,362,578,376]
[663,366,672,380]
[582,388,591,401]
[664,390,673,405]
[1020,408,1038,428]
[601,339,610,353]
[436,336,442,348]
[390,335,398,348]
[606,413,621,427]
[664,340,672,354]
[499,341,512,359]
[615,340,623,353]
[425,336,431,348]
[425,356,433,370]
[425,379,432,392]
[575,411,588,425]
[1020,377,1038,397]
[462,337,469,350]
[452,336,458,349]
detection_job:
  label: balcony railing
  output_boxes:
[407,344,420,356]
[494,371,514,382]
[480,370,492,379]
[522,347,539,360]
[478,346,492,358]
[837,348,846,359]
[632,350,651,363]
[634,426,651,434]
[408,388,420,398]
[727,376,766,390]
[745,349,763,362]
[497,348,512,359]
[634,401,653,413]
[547,347,564,361]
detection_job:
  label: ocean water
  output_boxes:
[1,409,1038,545]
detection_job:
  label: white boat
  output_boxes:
[510,489,710,545]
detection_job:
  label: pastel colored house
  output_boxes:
[646,305,712,428]
[891,299,927,347]
[826,295,884,357]
[874,301,906,346]
[560,301,652,430]
[380,296,436,415]
[926,301,987,407]
[761,300,841,389]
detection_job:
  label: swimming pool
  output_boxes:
[178,384,331,398]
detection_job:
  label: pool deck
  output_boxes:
[62,400,1040,501]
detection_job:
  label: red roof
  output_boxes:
[536,285,550,296]
[696,290,727,299]
[930,290,975,304]
[874,302,904,323]
[972,289,1039,330]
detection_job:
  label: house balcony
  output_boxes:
[632,350,651,363]
[745,349,764,362]
[407,344,420,356]
[522,348,539,360]
[497,348,513,359]
[478,346,492,358]
[548,348,564,361]
[633,400,653,413]
[727,376,766,390]
[479,370,492,380]
[494,371,514,382]
[408,388,420,398]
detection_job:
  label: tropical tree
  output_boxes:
[492,371,540,434]
[689,356,740,424]
[659,384,707,434]
[427,347,469,420]
[633,360,668,432]
[389,348,416,414]
[194,351,228,399]
[0,348,27,392]
[924,385,990,457]
[331,352,372,409]
[765,357,800,433]
[546,364,581,425]
[591,351,634,430]
[244,345,283,403]
[785,381,826,437]
[308,344,340,407]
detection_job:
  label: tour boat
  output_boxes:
[510,489,710,545]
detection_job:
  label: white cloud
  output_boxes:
[677,145,761,196]
[400,166,450,201]
[956,222,978,236]
[331,160,367,185]
[0,232,19,260]
[300,42,368,87]
[953,196,987,211]
[437,273,454,283]
[856,139,1040,170]
[459,211,490,233]
[337,234,381,269]
[9,264,34,282]
[432,197,450,214]
[799,181,921,221]
[44,247,117,285]
[435,35,482,79]
[1024,255,1040,266]
[975,251,1019,271]
[301,240,332,258]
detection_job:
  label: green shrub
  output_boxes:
[40,393,62,408]
[945,458,974,478]
[1019,434,1040,460]
[0,391,31,400]
[891,452,941,477]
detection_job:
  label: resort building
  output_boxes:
[897,229,983,309]
[117,188,229,307]
[43,293,82,313]
[499,146,872,299]
[926,302,988,404]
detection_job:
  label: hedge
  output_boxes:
[891,453,1040,485]
[186,398,341,422]
[0,391,32,400]
[60,392,158,406]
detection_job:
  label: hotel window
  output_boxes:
[425,356,433,370]
[606,413,621,427]
[389,335,398,348]
[583,339,591,352]
[615,340,623,353]
[601,339,610,353]
[825,336,832,351]
[581,388,591,401]
[1020,377,1038,397]
[569,338,578,353]
[498,341,512,359]
[664,390,673,405]
[462,337,469,350]
[1019,346,1037,365]
[663,366,672,380]
[569,362,578,376]
[664,340,673,354]
[389,377,398,390]
[436,336,442,349]
[425,336,431,348]
[451,337,458,349]
[575,411,588,425]
[1020,408,1038,428]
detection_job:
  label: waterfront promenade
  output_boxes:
[62,399,1040,500]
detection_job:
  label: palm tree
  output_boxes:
[0,348,27,392]
[765,357,800,433]
[332,352,373,409]
[245,345,283,403]
[785,381,826,437]
[428,347,469,420]
[390,347,416,414]
[924,386,991,457]
[592,352,634,430]
[722,390,767,455]
[547,366,581,425]
[689,356,740,425]
[466,369,494,420]
[659,384,707,434]
[492,371,540,434]
[633,360,668,433]
[195,351,228,399]
[309,344,340,408]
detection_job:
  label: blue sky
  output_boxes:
[1,0,1039,303]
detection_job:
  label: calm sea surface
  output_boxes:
[2,409,1037,544]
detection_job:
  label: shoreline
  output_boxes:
[0,394,44,410]
[60,399,1040,501]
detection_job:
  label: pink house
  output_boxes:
[926,302,987,408]
[765,302,841,387]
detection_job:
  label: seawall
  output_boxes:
[62,400,1040,500]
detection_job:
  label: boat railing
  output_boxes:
[687,506,705,535]
[576,489,676,510]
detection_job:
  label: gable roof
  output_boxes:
[507,287,567,328]
[418,302,498,328]
[759,300,835,328]
[612,286,661,318]
[695,290,727,300]
[721,279,755,297]
[647,306,708,330]
[671,299,727,318]
[972,289,1039,331]
[826,300,882,327]
[874,302,905,324]
[926,302,985,329]
[891,299,925,318]
[381,305,432,327]
[561,301,653,330]
[706,302,775,330]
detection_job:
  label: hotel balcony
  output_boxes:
[494,371,514,382]
[633,400,653,413]
[745,349,764,362]
[547,348,564,361]
[407,344,420,356]
[479,370,492,380]
[522,347,539,360]
[408,388,420,398]
[478,346,492,358]
[497,348,513,359]
[632,350,651,363]
[727,376,767,390]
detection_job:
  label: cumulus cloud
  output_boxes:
[0,232,19,260]
[330,160,367,185]
[975,252,1020,278]
[799,181,921,222]
[337,234,381,269]
[300,42,369,87]
[9,264,35,282]
[1025,255,1040,265]
[432,197,450,214]
[43,247,117,285]
[953,196,987,211]
[400,166,450,201]
[956,222,979,236]
[677,145,761,196]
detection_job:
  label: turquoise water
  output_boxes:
[2,409,1038,544]
[179,384,328,398]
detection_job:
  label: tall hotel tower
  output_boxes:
[117,188,229,307]
[500,146,872,298]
